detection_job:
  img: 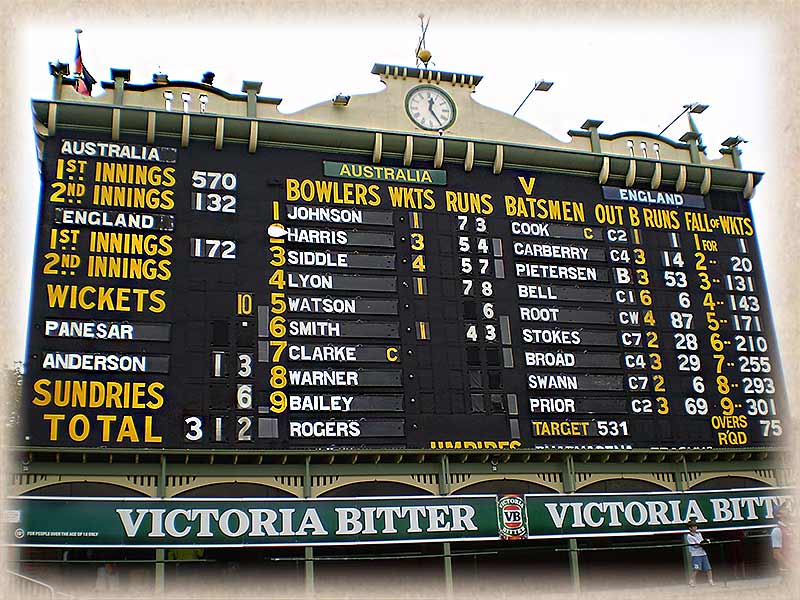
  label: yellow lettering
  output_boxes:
[44,413,65,440]
[116,415,139,443]
[32,379,52,406]
[445,191,493,215]
[147,382,165,410]
[517,176,536,195]
[286,178,300,200]
[30,379,166,410]
[532,420,590,436]
[144,416,162,443]
[428,440,522,449]
[628,206,641,227]
[68,414,90,441]
[98,414,116,442]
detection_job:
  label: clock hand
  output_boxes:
[427,98,443,125]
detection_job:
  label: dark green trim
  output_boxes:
[569,129,695,149]
[372,63,483,86]
[15,459,780,480]
[31,99,763,194]
[11,447,784,481]
[12,445,783,458]
[98,80,282,105]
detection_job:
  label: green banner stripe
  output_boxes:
[323,161,446,185]
[9,488,790,548]
[522,488,790,539]
[11,495,498,547]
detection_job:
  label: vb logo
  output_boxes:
[498,495,527,540]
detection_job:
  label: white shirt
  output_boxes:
[771,524,783,549]
[95,567,120,591]
[686,531,707,557]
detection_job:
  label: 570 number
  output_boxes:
[191,170,237,190]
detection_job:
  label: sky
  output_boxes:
[4,3,799,396]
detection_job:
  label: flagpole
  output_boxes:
[73,27,95,97]
[74,28,82,75]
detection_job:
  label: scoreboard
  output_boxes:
[23,130,788,451]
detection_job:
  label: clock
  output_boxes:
[405,85,456,131]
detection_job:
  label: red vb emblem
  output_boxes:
[498,495,527,540]
[503,505,522,528]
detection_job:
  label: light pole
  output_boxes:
[513,79,554,116]
[658,102,709,137]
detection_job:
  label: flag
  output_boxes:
[74,35,96,96]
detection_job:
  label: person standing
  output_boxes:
[771,504,791,573]
[94,562,120,593]
[686,520,714,587]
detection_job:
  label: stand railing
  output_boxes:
[5,570,74,599]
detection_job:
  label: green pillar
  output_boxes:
[304,547,315,597]
[567,539,580,592]
[775,454,788,486]
[155,454,167,594]
[304,456,315,597]
[155,549,166,595]
[439,455,454,598]
[676,458,692,583]
[443,542,454,597]
[562,455,580,593]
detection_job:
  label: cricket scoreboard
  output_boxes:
[23,130,788,450]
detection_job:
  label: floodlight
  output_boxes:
[513,79,554,116]
[659,102,709,136]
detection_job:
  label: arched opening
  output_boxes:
[577,478,669,493]
[452,478,556,495]
[318,480,431,497]
[174,482,296,498]
[22,481,148,497]
[689,476,770,491]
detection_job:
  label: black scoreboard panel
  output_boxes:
[23,130,788,450]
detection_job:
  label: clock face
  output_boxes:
[405,85,456,131]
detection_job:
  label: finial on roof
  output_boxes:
[415,14,433,68]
